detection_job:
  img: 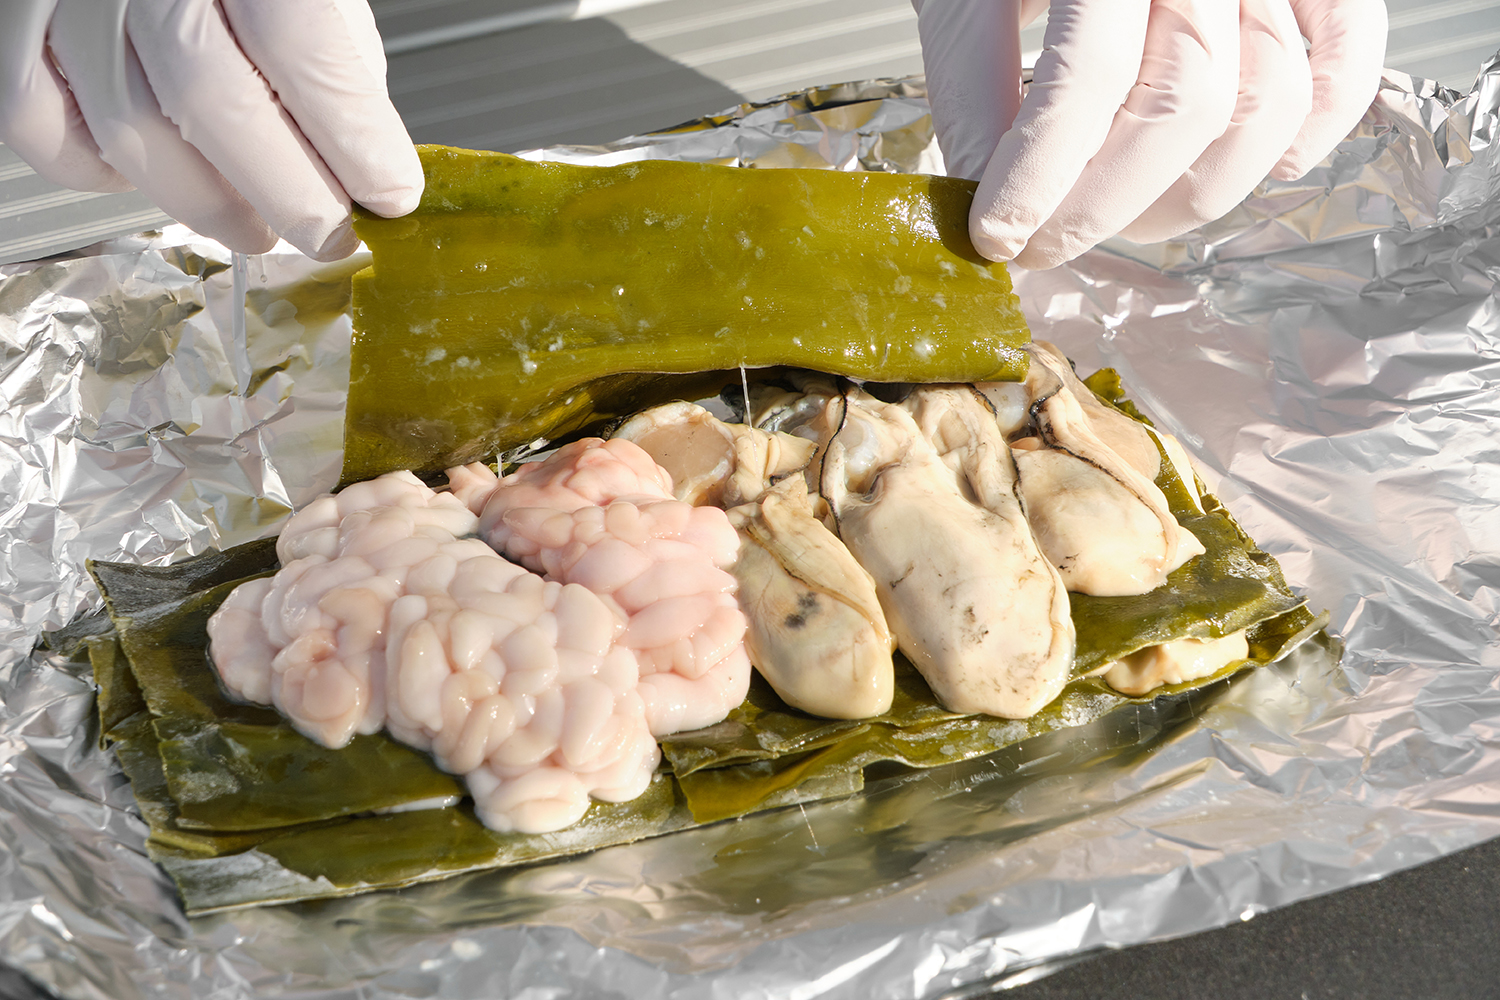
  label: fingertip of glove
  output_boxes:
[968,224,1021,265]
[1119,208,1210,247]
[1268,156,1313,183]
[1010,228,1088,270]
[306,220,362,262]
[357,182,425,219]
[77,168,137,195]
[1010,246,1067,271]
[24,145,137,195]
[186,203,278,256]
[220,229,280,256]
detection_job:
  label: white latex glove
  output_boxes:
[914,0,1388,269]
[0,0,424,261]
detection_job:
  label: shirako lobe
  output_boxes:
[206,440,751,835]
[453,438,751,737]
[208,470,662,834]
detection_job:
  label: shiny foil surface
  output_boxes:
[2,60,1498,999]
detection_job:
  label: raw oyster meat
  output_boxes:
[820,385,1075,719]
[995,343,1205,596]
[1102,631,1250,696]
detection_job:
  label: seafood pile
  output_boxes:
[620,342,1241,720]
[206,342,1255,836]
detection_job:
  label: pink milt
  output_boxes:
[206,471,659,835]
[455,439,750,735]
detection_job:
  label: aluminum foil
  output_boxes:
[2,58,1498,1000]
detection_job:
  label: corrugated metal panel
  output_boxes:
[1387,0,1500,89]
[386,14,747,150]
[384,0,923,151]
[375,0,676,55]
[2,0,1496,264]
[393,0,1497,146]
[0,146,170,265]
[607,0,923,100]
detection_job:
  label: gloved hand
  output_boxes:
[0,0,423,261]
[914,0,1388,269]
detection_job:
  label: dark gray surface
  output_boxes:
[990,833,1500,1000]
[0,964,54,1000]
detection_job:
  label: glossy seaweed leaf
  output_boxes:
[344,147,1030,482]
[671,605,1322,824]
[91,633,145,750]
[89,545,464,830]
[90,543,1315,903]
[153,774,694,915]
[90,626,320,859]
[1068,499,1306,674]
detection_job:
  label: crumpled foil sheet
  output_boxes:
[1,57,1498,999]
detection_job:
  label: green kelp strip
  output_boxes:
[153,774,693,915]
[1069,496,1305,674]
[669,607,1321,824]
[86,537,1314,908]
[89,632,144,750]
[344,146,1031,483]
[89,635,295,858]
[88,555,698,913]
[88,533,1318,910]
[89,546,464,830]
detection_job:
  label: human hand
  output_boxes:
[0,0,423,261]
[915,0,1389,269]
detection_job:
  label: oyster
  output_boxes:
[820,385,1074,719]
[994,343,1205,596]
[614,400,814,508]
[1101,631,1250,696]
[728,478,894,718]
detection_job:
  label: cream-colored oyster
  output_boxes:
[728,478,894,718]
[1101,631,1250,696]
[821,385,1074,719]
[996,343,1204,596]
